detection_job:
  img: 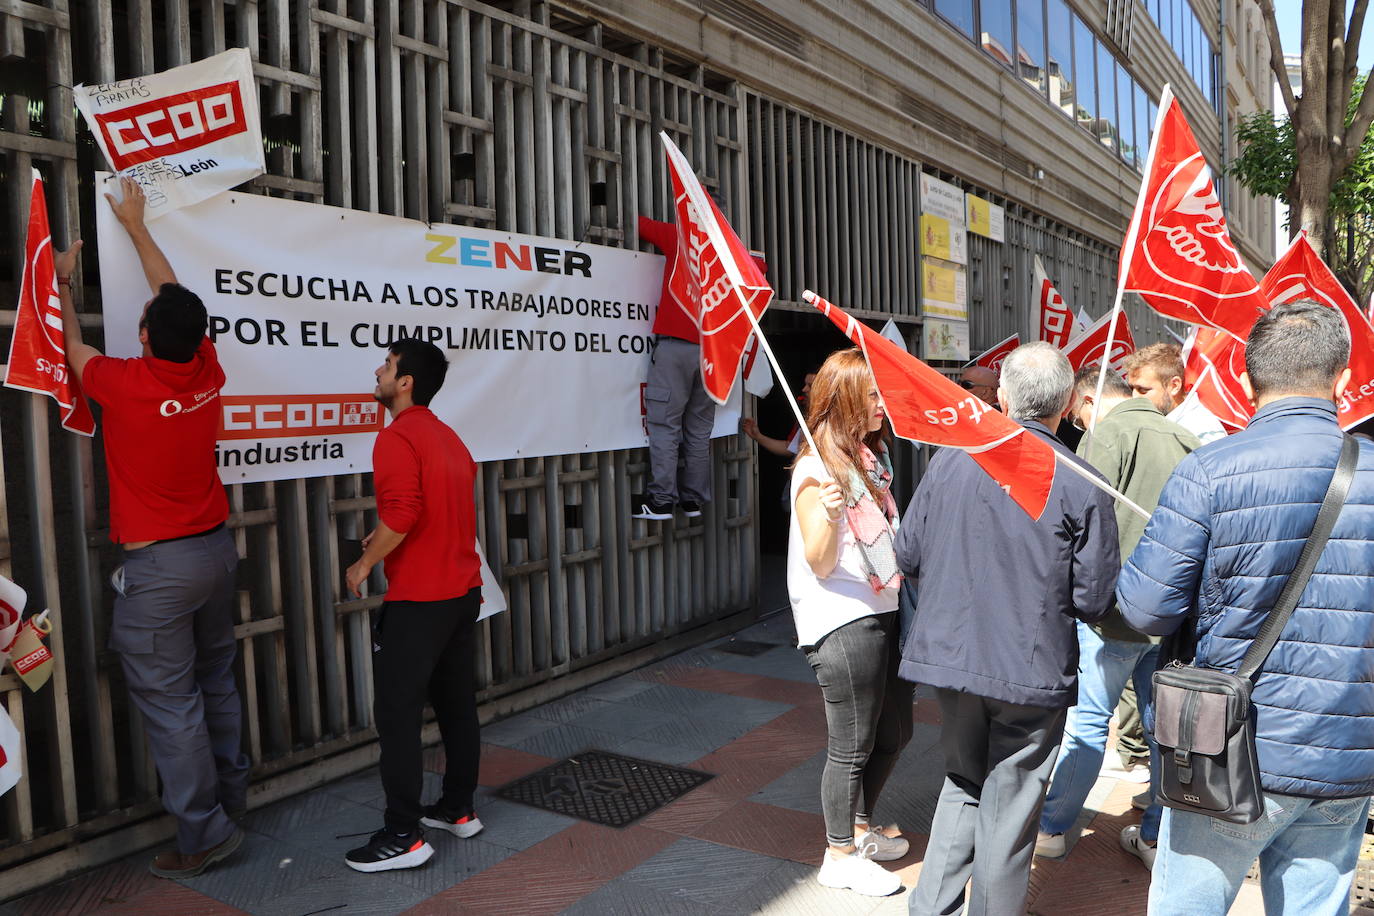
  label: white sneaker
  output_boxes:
[855,825,909,861]
[1120,825,1157,870]
[1034,831,1066,858]
[816,844,902,897]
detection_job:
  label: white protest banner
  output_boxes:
[475,541,506,622]
[75,49,264,219]
[97,180,740,485]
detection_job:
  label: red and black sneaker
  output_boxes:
[420,804,485,838]
[344,828,434,872]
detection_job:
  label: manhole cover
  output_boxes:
[496,750,714,828]
[714,639,777,657]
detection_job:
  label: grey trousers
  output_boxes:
[804,613,913,845]
[645,335,714,505]
[909,690,1067,916]
[110,526,249,854]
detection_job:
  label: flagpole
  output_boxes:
[1086,85,1175,461]
[1053,452,1151,521]
[658,132,821,461]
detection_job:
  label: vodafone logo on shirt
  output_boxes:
[160,386,220,417]
[94,82,247,171]
[218,393,383,440]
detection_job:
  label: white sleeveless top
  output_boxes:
[787,455,899,648]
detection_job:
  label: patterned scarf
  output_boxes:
[843,444,901,593]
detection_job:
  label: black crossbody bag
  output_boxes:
[1151,434,1359,824]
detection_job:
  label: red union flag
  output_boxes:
[3,171,95,436]
[1182,326,1251,431]
[1259,233,1374,429]
[1063,310,1136,372]
[1122,87,1268,341]
[970,333,1020,372]
[806,290,1056,519]
[660,133,773,404]
[1033,256,1078,347]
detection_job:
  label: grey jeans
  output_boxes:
[645,335,714,505]
[804,612,914,846]
[110,526,249,854]
[910,690,1067,916]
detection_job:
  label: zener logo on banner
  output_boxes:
[96,181,742,485]
[75,49,264,218]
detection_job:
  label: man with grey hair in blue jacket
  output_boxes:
[1118,299,1374,915]
[897,341,1120,916]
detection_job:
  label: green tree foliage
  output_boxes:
[1231,77,1374,303]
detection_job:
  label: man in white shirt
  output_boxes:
[1124,343,1227,444]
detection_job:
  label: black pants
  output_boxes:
[804,613,914,846]
[373,589,481,833]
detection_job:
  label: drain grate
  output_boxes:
[496,750,714,828]
[714,639,778,657]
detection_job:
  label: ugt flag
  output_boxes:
[3,171,95,436]
[1259,233,1374,429]
[1182,326,1251,432]
[1033,256,1078,347]
[660,133,774,404]
[806,290,1056,519]
[969,333,1019,373]
[1122,86,1268,341]
[1063,309,1136,372]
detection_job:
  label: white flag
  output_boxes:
[1077,307,1093,331]
[0,706,20,798]
[476,541,506,622]
[742,334,775,397]
[74,48,265,219]
[879,319,908,352]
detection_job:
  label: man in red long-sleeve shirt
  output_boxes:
[344,338,484,872]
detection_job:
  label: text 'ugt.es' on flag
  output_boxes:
[1259,233,1374,430]
[805,290,1056,520]
[1122,86,1268,342]
[2,170,95,436]
[660,133,773,405]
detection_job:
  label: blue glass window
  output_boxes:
[936,0,976,39]
[981,0,1015,67]
[1017,0,1047,93]
[1047,0,1075,117]
[1097,40,1117,153]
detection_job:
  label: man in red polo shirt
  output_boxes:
[57,177,247,878]
[344,337,483,872]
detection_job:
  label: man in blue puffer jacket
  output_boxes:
[1117,300,1374,915]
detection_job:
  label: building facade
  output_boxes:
[0,0,1271,893]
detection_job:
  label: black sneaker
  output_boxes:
[420,803,485,838]
[679,500,703,518]
[344,828,434,873]
[631,495,674,520]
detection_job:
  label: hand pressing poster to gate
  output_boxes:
[96,177,740,484]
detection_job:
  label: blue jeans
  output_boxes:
[1039,622,1162,840]
[1151,794,1370,915]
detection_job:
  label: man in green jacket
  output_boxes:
[1034,366,1199,870]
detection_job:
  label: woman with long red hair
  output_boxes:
[789,347,911,897]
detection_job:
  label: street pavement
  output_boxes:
[4,609,1313,915]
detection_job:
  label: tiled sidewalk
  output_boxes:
[7,611,1270,916]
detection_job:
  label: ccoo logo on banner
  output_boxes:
[74,48,264,219]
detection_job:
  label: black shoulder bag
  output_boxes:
[1151,434,1359,824]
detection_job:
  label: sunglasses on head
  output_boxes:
[958,379,978,390]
